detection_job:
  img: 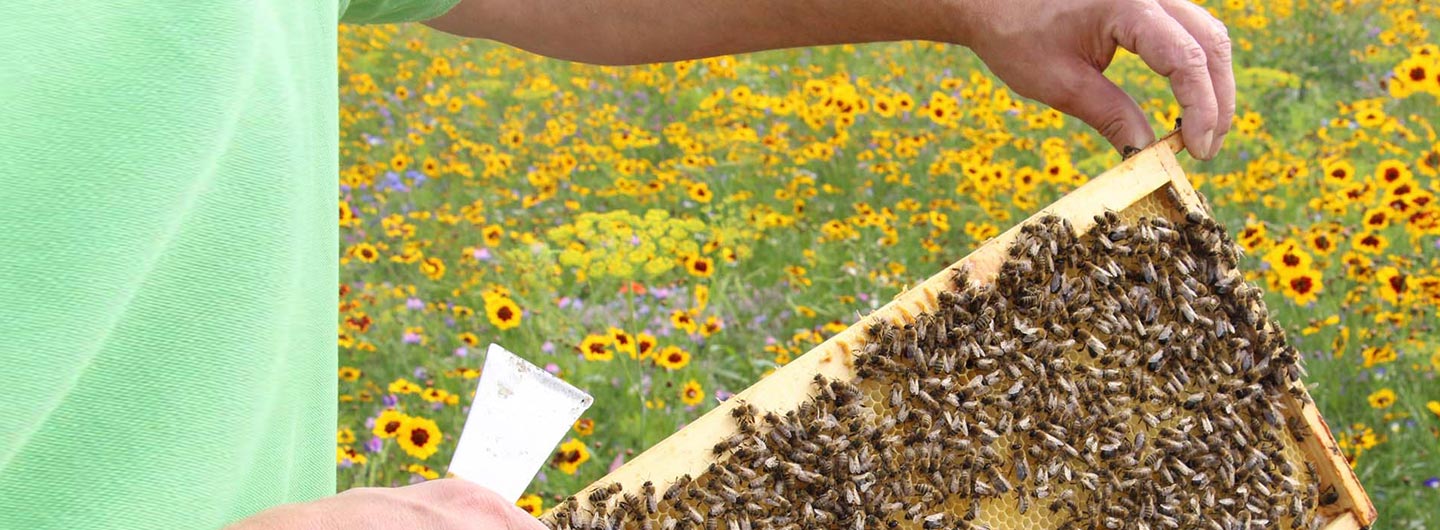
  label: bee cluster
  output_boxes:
[543,212,1330,530]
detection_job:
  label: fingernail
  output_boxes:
[1208,132,1225,159]
[1193,130,1214,160]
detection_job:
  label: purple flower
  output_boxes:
[545,363,561,375]
[406,297,424,310]
[715,390,734,402]
[402,331,422,344]
[366,437,384,453]
[383,394,399,407]
[413,366,429,380]
[454,347,469,357]
[1424,477,1439,489]
[473,247,493,261]
[338,459,354,469]
[542,341,555,354]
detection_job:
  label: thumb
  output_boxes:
[1042,62,1155,154]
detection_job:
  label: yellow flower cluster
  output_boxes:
[548,209,719,280]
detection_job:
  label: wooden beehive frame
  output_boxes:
[551,132,1377,529]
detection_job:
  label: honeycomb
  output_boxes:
[543,204,1326,530]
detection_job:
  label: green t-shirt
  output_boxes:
[0,1,457,528]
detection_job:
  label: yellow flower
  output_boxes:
[408,463,440,480]
[483,225,504,247]
[516,494,544,517]
[700,316,723,337]
[1280,268,1323,306]
[1427,401,1440,419]
[573,418,595,436]
[388,377,422,394]
[693,284,710,311]
[373,409,409,439]
[349,243,380,263]
[688,182,713,203]
[1360,207,1392,231]
[635,332,658,360]
[1374,267,1409,306]
[609,327,637,358]
[1237,221,1268,252]
[1322,159,1354,185]
[655,346,691,371]
[1366,388,1396,409]
[441,364,473,379]
[1304,230,1336,256]
[1361,346,1397,368]
[552,438,590,475]
[339,200,360,227]
[397,416,443,460]
[337,428,356,444]
[337,446,368,466]
[1263,240,1312,276]
[457,332,480,347]
[684,255,714,278]
[421,387,450,403]
[485,296,522,330]
[680,379,705,407]
[338,366,362,382]
[579,334,613,361]
[1354,107,1385,128]
[1351,231,1388,254]
[419,257,446,280]
[671,310,698,333]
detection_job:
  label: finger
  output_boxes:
[1159,0,1235,158]
[1110,1,1219,159]
[1036,61,1156,153]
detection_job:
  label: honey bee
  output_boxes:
[588,483,620,504]
[663,475,692,502]
[1318,485,1339,506]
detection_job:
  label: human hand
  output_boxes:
[954,0,1234,160]
[227,479,546,530]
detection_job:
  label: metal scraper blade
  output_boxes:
[448,343,593,502]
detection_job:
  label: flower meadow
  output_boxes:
[335,1,1440,525]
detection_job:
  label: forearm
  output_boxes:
[427,0,965,65]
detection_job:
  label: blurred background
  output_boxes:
[331,2,1440,526]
